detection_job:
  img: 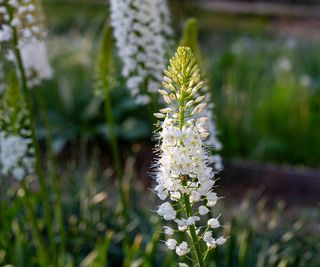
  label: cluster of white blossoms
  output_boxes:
[153,47,226,265]
[110,0,173,105]
[0,0,52,87]
[0,133,34,180]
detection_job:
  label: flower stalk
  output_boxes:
[20,180,50,266]
[35,86,66,259]
[95,24,129,250]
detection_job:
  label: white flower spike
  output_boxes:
[0,0,52,87]
[152,47,226,266]
[109,0,173,105]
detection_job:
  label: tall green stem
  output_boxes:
[179,88,205,267]
[97,24,129,254]
[10,22,57,262]
[104,89,129,250]
[35,87,66,259]
[21,180,50,266]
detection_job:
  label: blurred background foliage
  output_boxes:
[36,0,320,167]
[1,0,320,266]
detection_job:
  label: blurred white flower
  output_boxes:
[0,25,12,43]
[110,0,173,105]
[216,236,227,245]
[0,0,52,87]
[163,226,174,235]
[20,41,53,87]
[0,133,34,180]
[276,57,292,72]
[299,74,311,88]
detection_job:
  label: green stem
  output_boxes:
[183,194,205,267]
[21,180,50,266]
[35,87,66,259]
[179,87,205,267]
[104,89,129,250]
[10,22,57,262]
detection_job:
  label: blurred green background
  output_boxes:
[41,0,320,166]
[1,0,319,266]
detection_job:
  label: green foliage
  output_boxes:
[1,5,318,266]
[1,161,319,266]
[205,195,320,267]
[209,38,320,165]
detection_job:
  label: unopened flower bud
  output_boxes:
[154,113,166,119]
[195,95,206,103]
[185,100,194,108]
[160,108,173,114]
[158,89,168,96]
[169,93,176,100]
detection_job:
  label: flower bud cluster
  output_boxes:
[153,47,226,262]
[110,0,173,105]
[0,0,52,87]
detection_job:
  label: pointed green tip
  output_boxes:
[179,18,202,66]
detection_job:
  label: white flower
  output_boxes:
[152,47,226,260]
[110,0,173,105]
[203,231,216,248]
[277,57,292,72]
[175,219,188,231]
[155,184,167,200]
[0,133,34,180]
[299,74,311,88]
[0,0,52,86]
[170,191,181,201]
[190,191,200,202]
[186,216,200,226]
[176,242,190,256]
[20,41,53,87]
[165,238,177,250]
[157,202,176,221]
[216,236,227,246]
[178,263,189,267]
[207,192,218,207]
[199,205,209,215]
[0,25,12,43]
[207,218,220,229]
[163,226,174,235]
